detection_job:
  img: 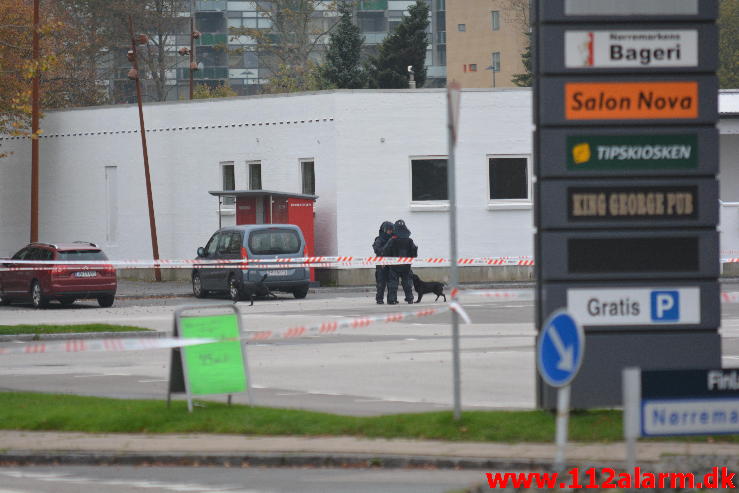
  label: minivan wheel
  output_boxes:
[192,272,207,298]
[97,295,115,308]
[31,281,48,308]
[293,286,309,299]
[228,276,242,302]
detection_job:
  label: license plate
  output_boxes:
[74,271,97,278]
[262,269,291,277]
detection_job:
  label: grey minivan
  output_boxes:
[192,224,310,302]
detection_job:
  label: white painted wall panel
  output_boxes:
[1,89,736,269]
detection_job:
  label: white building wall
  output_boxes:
[718,132,739,257]
[334,89,534,260]
[0,92,338,260]
[1,89,738,269]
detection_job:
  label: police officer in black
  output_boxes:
[382,219,418,304]
[372,221,394,304]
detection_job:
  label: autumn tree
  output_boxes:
[0,0,58,156]
[367,0,429,89]
[192,82,238,99]
[42,0,112,108]
[229,0,339,93]
[0,0,34,142]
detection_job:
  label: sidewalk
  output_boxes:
[1,430,738,470]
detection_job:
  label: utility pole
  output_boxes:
[128,16,162,281]
[30,0,39,242]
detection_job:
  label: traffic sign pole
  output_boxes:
[537,311,584,470]
[554,384,571,471]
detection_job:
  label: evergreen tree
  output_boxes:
[511,33,533,88]
[322,1,366,89]
[368,0,429,89]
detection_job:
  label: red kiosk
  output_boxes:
[209,190,318,280]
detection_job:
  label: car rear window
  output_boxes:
[248,229,301,255]
[57,250,108,260]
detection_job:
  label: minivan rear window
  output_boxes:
[248,229,301,255]
[57,250,108,260]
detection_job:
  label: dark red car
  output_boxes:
[0,242,117,308]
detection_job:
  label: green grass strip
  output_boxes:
[0,324,152,336]
[0,392,734,443]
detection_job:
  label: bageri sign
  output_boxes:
[565,30,698,68]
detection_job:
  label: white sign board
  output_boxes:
[565,30,698,68]
[643,399,739,435]
[565,0,698,16]
[567,287,700,325]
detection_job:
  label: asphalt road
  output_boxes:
[0,465,487,493]
[2,286,739,415]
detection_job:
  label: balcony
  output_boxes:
[197,33,229,46]
[359,0,388,10]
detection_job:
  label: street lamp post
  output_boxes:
[127,16,162,281]
[178,14,200,99]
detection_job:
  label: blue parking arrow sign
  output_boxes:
[537,310,585,388]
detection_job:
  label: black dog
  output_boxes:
[412,274,446,303]
[250,273,277,306]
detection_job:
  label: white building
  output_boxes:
[0,89,737,282]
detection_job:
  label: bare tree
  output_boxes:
[229,0,340,92]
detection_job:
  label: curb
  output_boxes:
[0,450,617,471]
[0,331,164,342]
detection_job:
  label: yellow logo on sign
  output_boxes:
[572,143,591,164]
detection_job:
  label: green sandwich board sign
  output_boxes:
[566,134,698,170]
[167,304,251,412]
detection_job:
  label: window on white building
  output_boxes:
[458,23,465,32]
[248,161,262,190]
[221,161,235,205]
[491,10,500,30]
[301,159,315,195]
[488,155,531,208]
[411,157,448,202]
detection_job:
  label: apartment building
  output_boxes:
[110,0,447,103]
[446,0,529,88]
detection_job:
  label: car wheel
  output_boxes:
[228,276,242,302]
[97,295,115,308]
[31,281,48,309]
[192,272,207,298]
[60,298,76,306]
[0,295,11,306]
[293,286,309,299]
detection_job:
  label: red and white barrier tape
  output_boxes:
[0,303,471,355]
[0,255,534,272]
[0,337,217,356]
[245,301,470,342]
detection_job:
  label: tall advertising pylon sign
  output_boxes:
[533,0,720,408]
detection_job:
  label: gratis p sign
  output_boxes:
[537,310,585,387]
